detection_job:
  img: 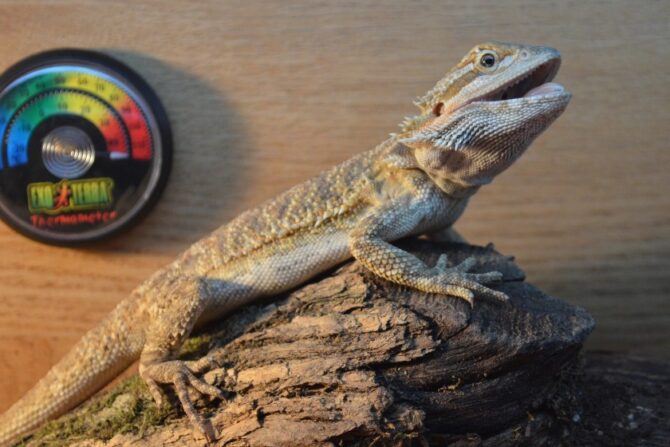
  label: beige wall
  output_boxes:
[0,0,668,411]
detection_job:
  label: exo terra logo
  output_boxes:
[27,178,114,215]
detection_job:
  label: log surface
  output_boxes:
[22,241,612,446]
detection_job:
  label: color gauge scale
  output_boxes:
[0,49,172,244]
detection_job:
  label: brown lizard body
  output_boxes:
[0,42,571,445]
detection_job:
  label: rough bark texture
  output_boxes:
[24,240,649,447]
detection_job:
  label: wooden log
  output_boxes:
[23,240,609,446]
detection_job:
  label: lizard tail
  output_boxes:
[0,297,144,446]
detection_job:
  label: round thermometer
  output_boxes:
[0,49,172,244]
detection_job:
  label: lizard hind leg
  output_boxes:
[138,276,225,442]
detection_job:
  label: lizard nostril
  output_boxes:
[432,102,444,117]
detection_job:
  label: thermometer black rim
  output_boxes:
[0,49,172,245]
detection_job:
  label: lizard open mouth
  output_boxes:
[475,57,565,103]
[435,56,568,117]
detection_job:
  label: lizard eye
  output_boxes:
[479,52,497,69]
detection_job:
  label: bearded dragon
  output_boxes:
[0,42,570,445]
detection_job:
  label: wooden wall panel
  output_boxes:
[0,0,668,411]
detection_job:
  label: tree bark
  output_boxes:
[26,241,668,447]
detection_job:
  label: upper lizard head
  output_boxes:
[395,42,571,189]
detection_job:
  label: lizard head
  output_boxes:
[396,42,571,189]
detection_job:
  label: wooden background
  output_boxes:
[0,0,668,412]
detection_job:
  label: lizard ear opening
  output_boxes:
[432,102,444,117]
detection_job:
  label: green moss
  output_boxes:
[14,330,222,446]
[178,333,213,361]
[16,332,219,446]
[17,376,174,447]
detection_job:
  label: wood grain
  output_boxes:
[0,0,668,412]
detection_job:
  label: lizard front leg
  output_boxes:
[349,201,508,305]
[139,276,225,441]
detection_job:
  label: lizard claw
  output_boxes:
[140,359,225,442]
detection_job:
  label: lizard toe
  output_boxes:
[466,270,504,284]
[441,284,475,305]
[173,371,218,442]
[144,377,165,408]
[185,355,221,375]
[434,253,449,270]
[453,256,477,272]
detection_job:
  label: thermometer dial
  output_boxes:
[0,49,172,244]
